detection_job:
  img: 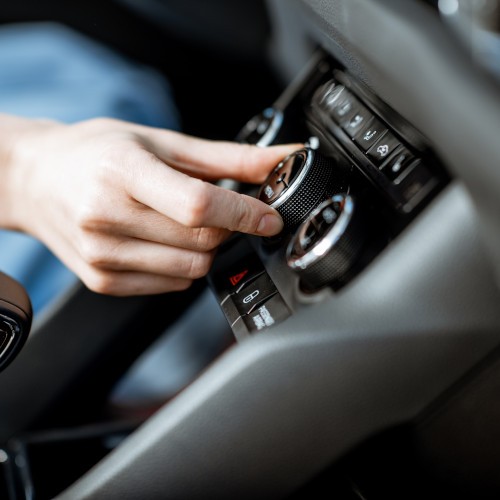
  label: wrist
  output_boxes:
[0,115,60,232]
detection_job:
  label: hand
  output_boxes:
[2,117,298,296]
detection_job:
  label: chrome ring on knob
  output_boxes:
[286,194,363,290]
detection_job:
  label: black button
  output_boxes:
[243,294,290,332]
[366,131,401,165]
[380,146,415,180]
[342,106,373,139]
[323,86,359,124]
[210,251,265,295]
[354,118,389,151]
[234,273,277,315]
[395,161,434,200]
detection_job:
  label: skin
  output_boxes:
[0,115,299,296]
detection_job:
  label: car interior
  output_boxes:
[1,0,500,498]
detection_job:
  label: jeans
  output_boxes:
[0,22,179,314]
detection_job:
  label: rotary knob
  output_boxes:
[257,147,344,230]
[286,194,364,291]
[236,107,284,146]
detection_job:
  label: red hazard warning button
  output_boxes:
[229,270,248,287]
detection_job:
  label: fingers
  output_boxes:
[135,125,301,183]
[126,151,284,236]
[84,270,193,297]
[102,205,231,250]
[78,236,216,279]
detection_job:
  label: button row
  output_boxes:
[211,252,290,333]
[319,81,419,184]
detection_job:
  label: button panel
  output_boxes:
[313,75,441,212]
[208,240,291,337]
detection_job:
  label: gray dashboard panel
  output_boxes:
[59,184,500,499]
[57,1,500,498]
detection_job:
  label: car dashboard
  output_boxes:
[2,0,500,499]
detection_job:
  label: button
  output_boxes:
[234,273,277,315]
[380,146,415,181]
[395,161,434,200]
[366,131,400,165]
[258,151,307,205]
[342,106,373,139]
[354,118,389,151]
[210,251,265,296]
[322,85,359,124]
[243,294,290,332]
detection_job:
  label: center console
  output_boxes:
[209,52,448,340]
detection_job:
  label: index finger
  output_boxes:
[127,151,283,236]
[135,126,301,182]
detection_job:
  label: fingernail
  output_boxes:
[257,213,284,236]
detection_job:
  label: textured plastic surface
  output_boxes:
[58,183,500,499]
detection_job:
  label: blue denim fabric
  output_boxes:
[0,22,179,314]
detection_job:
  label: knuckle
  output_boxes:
[194,227,225,251]
[78,236,116,269]
[182,181,210,227]
[186,251,213,279]
[232,196,256,233]
[83,269,117,295]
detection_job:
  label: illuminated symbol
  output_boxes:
[259,305,275,327]
[252,314,266,331]
[392,154,407,173]
[363,129,377,141]
[243,290,260,304]
[229,270,248,287]
[350,114,363,127]
[251,305,275,331]
[264,185,275,199]
[337,102,352,116]
[377,144,389,157]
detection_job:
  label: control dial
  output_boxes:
[286,194,364,291]
[257,148,344,230]
[236,107,284,146]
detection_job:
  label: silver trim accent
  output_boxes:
[256,108,284,147]
[268,148,313,209]
[286,194,354,271]
[0,320,16,361]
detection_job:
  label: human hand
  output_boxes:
[3,117,299,295]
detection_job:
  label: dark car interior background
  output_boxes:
[1,0,500,499]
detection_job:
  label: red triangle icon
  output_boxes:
[229,270,248,287]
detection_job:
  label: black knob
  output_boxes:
[257,148,344,230]
[236,107,284,146]
[286,194,364,291]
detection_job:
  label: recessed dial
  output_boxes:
[236,107,284,146]
[286,194,364,290]
[258,148,344,230]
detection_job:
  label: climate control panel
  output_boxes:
[209,53,448,339]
